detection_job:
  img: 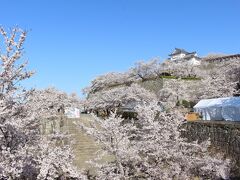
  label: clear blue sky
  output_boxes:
[1,0,240,96]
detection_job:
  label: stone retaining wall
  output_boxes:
[182,120,240,176]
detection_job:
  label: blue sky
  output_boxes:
[1,0,240,96]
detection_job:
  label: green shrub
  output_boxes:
[182,100,190,108]
[189,101,196,108]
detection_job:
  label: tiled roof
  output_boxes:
[169,48,196,56]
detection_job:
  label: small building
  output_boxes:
[169,48,201,65]
[194,97,240,121]
[65,107,80,118]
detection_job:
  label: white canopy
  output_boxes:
[65,107,80,119]
[194,97,240,121]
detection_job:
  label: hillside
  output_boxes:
[84,54,240,113]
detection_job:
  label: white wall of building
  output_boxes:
[171,53,186,60]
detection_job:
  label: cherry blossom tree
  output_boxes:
[158,59,173,76]
[130,59,159,81]
[84,57,204,100]
[84,84,157,114]
[83,72,134,95]
[0,26,38,179]
[199,59,240,99]
[35,137,84,180]
[79,100,231,179]
[133,102,230,179]
[157,78,197,110]
[0,27,85,179]
[157,87,178,109]
[78,113,140,179]
[28,87,81,120]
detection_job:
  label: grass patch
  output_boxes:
[181,77,201,80]
[160,75,178,79]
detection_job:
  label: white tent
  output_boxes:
[194,97,240,121]
[65,107,80,118]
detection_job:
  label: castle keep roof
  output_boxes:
[169,48,196,56]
